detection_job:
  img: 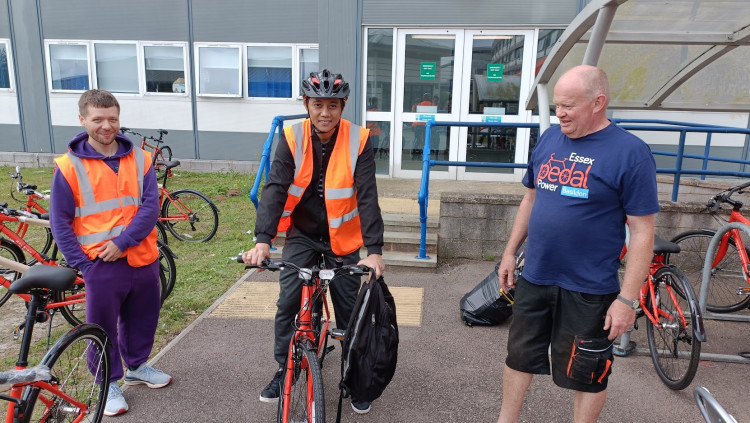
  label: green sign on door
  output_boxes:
[487,64,504,81]
[420,62,436,80]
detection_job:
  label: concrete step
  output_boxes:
[383,213,438,234]
[268,246,437,271]
[273,230,437,254]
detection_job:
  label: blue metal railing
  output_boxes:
[415,119,750,259]
[249,113,308,210]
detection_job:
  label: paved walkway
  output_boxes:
[111,259,749,422]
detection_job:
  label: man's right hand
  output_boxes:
[497,253,517,293]
[242,243,271,265]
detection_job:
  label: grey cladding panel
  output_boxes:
[41,0,188,40]
[192,0,317,43]
[362,0,578,26]
[0,3,8,38]
[0,124,24,151]
[198,131,268,161]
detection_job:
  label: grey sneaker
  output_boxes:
[104,383,128,416]
[124,363,173,388]
[259,368,284,403]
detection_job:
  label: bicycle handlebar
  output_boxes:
[236,255,371,277]
[707,180,750,212]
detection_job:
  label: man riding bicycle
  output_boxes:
[241,69,385,414]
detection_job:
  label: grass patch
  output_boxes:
[0,165,259,359]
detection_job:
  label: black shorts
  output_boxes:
[505,276,618,393]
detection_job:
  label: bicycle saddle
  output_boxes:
[8,265,77,294]
[653,235,680,254]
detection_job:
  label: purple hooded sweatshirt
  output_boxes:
[49,132,160,275]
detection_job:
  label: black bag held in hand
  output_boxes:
[460,262,514,326]
[336,273,399,421]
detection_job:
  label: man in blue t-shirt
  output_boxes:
[495,65,660,423]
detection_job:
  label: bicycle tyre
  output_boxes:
[277,341,325,423]
[667,229,750,313]
[156,220,169,246]
[21,323,110,422]
[55,274,86,327]
[160,189,219,243]
[158,240,177,302]
[161,145,172,162]
[645,265,701,390]
[0,238,26,309]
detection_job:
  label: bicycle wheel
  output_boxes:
[668,229,750,313]
[645,265,701,390]
[21,323,110,422]
[158,240,177,303]
[156,220,169,246]
[277,341,325,423]
[55,274,86,327]
[161,145,172,162]
[161,189,219,243]
[0,238,26,309]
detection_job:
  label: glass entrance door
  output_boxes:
[456,30,534,181]
[394,30,463,178]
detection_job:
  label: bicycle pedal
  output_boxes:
[330,328,346,341]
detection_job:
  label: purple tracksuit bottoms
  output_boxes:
[85,257,160,382]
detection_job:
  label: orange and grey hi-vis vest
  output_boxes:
[54,147,158,266]
[278,119,369,255]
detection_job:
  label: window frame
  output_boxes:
[245,43,294,100]
[294,44,319,99]
[195,43,243,98]
[45,40,91,93]
[0,39,15,92]
[91,40,141,96]
[142,42,189,97]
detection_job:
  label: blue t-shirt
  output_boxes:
[521,122,660,294]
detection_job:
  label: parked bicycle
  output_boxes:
[516,234,705,390]
[0,203,177,327]
[667,181,750,313]
[157,160,219,243]
[0,261,111,422]
[120,127,172,179]
[8,167,52,262]
[238,256,371,423]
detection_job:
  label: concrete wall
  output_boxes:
[438,191,721,261]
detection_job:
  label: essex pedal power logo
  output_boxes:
[536,152,593,199]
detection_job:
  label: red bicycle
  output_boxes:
[667,181,750,313]
[240,256,371,423]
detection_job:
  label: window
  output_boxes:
[94,43,139,94]
[0,41,11,89]
[247,45,292,98]
[298,47,319,96]
[48,43,89,91]
[197,45,241,97]
[144,45,187,94]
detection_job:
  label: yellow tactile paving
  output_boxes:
[210,282,424,327]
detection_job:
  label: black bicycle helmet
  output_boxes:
[301,69,350,99]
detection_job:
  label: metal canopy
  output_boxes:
[527,0,750,118]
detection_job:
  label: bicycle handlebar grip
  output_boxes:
[120,127,130,133]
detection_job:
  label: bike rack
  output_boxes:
[700,222,750,323]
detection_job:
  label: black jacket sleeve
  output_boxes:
[355,136,385,255]
[254,133,295,245]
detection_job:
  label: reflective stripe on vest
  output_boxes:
[275,119,369,255]
[66,148,145,218]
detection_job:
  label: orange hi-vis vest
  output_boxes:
[278,119,369,255]
[54,147,158,267]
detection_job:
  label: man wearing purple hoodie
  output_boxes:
[50,89,172,417]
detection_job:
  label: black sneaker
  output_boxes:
[351,399,372,414]
[259,368,284,403]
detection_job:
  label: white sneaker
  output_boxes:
[104,384,128,416]
[124,363,173,388]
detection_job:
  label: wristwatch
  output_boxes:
[617,294,639,310]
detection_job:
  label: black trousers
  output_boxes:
[273,230,361,365]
